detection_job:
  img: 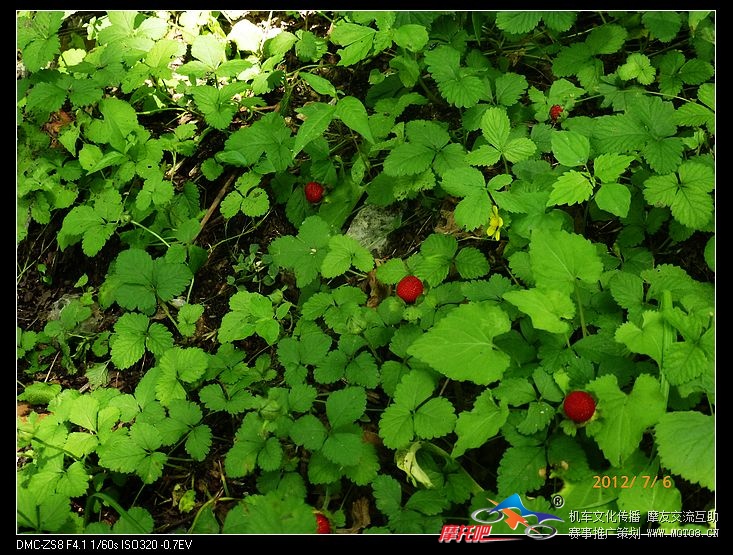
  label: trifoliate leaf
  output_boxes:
[322,235,374,278]
[643,162,714,230]
[269,216,331,287]
[642,11,682,43]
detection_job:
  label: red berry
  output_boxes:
[304,181,325,203]
[549,104,563,122]
[315,513,331,534]
[563,391,596,424]
[396,275,424,303]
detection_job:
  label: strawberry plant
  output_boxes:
[17,10,715,539]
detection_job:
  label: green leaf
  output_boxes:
[392,24,429,52]
[480,106,510,149]
[662,340,709,386]
[618,53,656,85]
[219,291,279,345]
[331,22,376,66]
[407,302,511,385]
[593,153,635,183]
[594,182,631,218]
[529,229,603,294]
[547,170,593,207]
[290,414,327,450]
[655,412,714,490]
[586,24,628,55]
[322,235,374,278]
[451,390,510,458]
[497,445,547,497]
[494,73,528,107]
[322,431,364,466]
[503,288,576,334]
[615,311,665,365]
[586,374,666,466]
[413,233,457,286]
[643,162,714,230]
[551,131,590,167]
[299,72,337,98]
[495,12,543,34]
[379,403,414,449]
[293,102,336,156]
[413,397,456,440]
[642,11,682,42]
[326,386,366,428]
[268,216,331,288]
[336,96,375,143]
[454,247,490,279]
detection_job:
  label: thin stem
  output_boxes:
[574,282,588,338]
[129,220,172,248]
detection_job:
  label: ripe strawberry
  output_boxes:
[549,104,563,122]
[315,512,331,534]
[396,275,424,303]
[304,181,325,203]
[563,391,596,424]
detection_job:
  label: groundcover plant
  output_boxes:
[17,10,715,535]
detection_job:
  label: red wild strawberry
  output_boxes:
[315,512,331,534]
[396,275,423,303]
[304,181,325,203]
[563,391,596,424]
[549,104,563,122]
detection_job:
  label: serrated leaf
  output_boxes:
[299,72,337,97]
[480,107,510,149]
[503,288,576,334]
[452,390,510,458]
[454,247,489,279]
[293,102,336,155]
[655,412,714,490]
[326,386,366,428]
[586,374,666,466]
[322,234,374,278]
[547,170,593,207]
[552,131,590,167]
[594,182,631,218]
[383,143,434,176]
[593,153,635,183]
[642,11,682,43]
[290,414,328,451]
[495,11,543,34]
[529,229,603,293]
[643,162,714,230]
[413,397,456,440]
[407,302,511,385]
[322,431,364,466]
[494,73,527,106]
[335,96,375,143]
[497,445,547,497]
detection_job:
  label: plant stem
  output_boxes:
[574,282,588,338]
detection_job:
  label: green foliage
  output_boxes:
[17,10,715,536]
